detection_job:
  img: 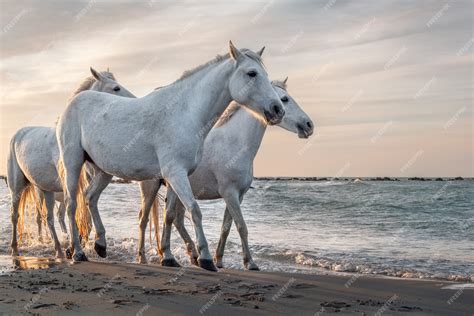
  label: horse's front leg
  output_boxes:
[85,168,113,258]
[173,204,199,266]
[42,191,64,258]
[165,170,217,271]
[137,180,161,264]
[215,208,233,268]
[220,188,258,270]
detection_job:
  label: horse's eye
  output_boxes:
[247,71,257,77]
[113,86,121,91]
[281,96,289,103]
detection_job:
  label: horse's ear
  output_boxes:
[283,76,288,84]
[229,40,244,62]
[90,67,103,81]
[256,46,265,57]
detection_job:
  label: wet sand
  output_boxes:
[0,258,472,315]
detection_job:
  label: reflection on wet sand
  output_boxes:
[12,256,66,270]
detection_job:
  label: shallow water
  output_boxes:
[0,179,473,281]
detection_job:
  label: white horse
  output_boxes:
[139,78,314,269]
[7,68,135,258]
[56,42,285,271]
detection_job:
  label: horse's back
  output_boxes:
[61,91,161,180]
[10,126,61,191]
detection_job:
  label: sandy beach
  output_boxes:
[0,258,472,315]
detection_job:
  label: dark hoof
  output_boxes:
[65,248,73,259]
[198,259,218,272]
[161,258,181,267]
[248,265,260,271]
[191,256,199,266]
[73,251,88,262]
[94,242,107,258]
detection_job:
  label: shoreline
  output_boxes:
[1,175,472,182]
[110,177,471,184]
[0,259,473,315]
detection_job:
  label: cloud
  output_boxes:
[0,0,472,176]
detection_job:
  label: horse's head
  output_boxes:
[227,41,284,125]
[273,77,314,139]
[89,67,135,98]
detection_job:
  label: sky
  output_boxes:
[0,0,472,177]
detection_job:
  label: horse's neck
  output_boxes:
[223,107,268,161]
[160,59,234,136]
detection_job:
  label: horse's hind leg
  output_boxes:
[42,191,64,258]
[9,192,23,256]
[159,188,180,267]
[57,202,68,235]
[59,148,87,261]
[215,208,233,268]
[7,144,28,256]
[220,188,258,270]
[9,185,26,256]
[138,180,161,264]
[173,204,199,266]
[36,210,43,242]
[34,187,44,242]
[85,168,112,258]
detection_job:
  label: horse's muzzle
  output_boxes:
[265,103,285,125]
[297,120,314,139]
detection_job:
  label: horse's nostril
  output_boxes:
[273,104,281,115]
[306,121,312,129]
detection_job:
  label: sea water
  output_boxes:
[0,179,472,281]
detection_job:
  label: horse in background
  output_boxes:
[7,68,135,258]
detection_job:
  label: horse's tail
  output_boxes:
[150,195,162,256]
[76,165,92,241]
[57,160,92,241]
[17,185,45,243]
